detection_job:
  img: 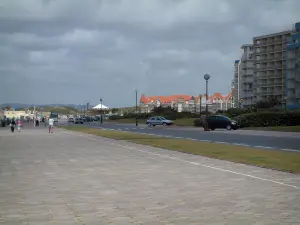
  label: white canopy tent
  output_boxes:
[92,104,109,110]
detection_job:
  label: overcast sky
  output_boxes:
[1,0,299,107]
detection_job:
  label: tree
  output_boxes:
[255,97,281,109]
[111,108,119,113]
[151,106,176,114]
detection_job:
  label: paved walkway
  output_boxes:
[0,127,300,224]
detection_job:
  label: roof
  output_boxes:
[141,92,233,104]
[92,104,109,109]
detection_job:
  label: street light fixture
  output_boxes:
[100,98,103,124]
[135,90,138,127]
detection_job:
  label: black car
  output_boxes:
[206,115,239,130]
[75,118,84,124]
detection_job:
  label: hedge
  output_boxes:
[193,112,300,128]
[109,111,201,121]
[234,112,300,128]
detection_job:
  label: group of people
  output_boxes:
[9,117,55,133]
[9,119,22,132]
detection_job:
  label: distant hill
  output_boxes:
[0,103,84,109]
[0,103,85,115]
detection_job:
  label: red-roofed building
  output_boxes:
[140,92,234,113]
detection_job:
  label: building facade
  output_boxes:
[139,93,234,113]
[286,22,300,109]
[239,44,254,108]
[233,60,240,107]
[253,30,292,107]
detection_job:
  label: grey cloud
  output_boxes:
[0,0,299,107]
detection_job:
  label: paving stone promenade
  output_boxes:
[0,125,300,224]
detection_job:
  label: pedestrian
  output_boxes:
[48,117,54,133]
[10,119,16,132]
[17,119,22,132]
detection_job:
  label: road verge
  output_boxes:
[60,126,300,174]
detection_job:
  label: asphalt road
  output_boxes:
[1,126,300,224]
[61,122,300,152]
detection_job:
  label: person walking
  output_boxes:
[48,117,54,133]
[10,119,16,132]
[17,119,22,132]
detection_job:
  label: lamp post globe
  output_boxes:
[204,74,210,81]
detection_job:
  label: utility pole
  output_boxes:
[135,90,138,126]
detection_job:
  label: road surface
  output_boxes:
[0,125,300,224]
[64,122,300,152]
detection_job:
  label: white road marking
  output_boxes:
[186,138,197,141]
[233,143,250,147]
[281,148,300,153]
[164,135,173,138]
[63,130,300,190]
[254,146,273,149]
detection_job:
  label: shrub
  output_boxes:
[235,112,300,128]
[223,108,251,118]
[193,119,203,127]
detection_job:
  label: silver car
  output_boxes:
[146,116,173,127]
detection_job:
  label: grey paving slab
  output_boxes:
[0,128,300,225]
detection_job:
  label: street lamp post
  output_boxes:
[100,98,103,124]
[204,74,210,131]
[199,94,202,117]
[204,74,210,115]
[135,90,138,127]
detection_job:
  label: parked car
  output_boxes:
[206,115,239,130]
[146,116,173,127]
[68,118,75,123]
[75,118,84,124]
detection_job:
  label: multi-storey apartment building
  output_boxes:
[287,22,300,109]
[233,60,240,107]
[239,44,254,108]
[253,30,292,106]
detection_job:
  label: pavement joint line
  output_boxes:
[11,129,300,191]
[110,141,300,190]
[62,129,300,190]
